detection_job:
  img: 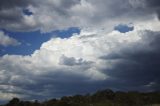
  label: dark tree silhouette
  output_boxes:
[3,89,160,106]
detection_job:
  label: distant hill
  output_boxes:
[3,89,160,106]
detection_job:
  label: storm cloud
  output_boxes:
[142,0,160,19]
[0,0,159,32]
[101,30,160,91]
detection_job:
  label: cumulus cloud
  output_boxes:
[0,20,160,100]
[0,31,21,47]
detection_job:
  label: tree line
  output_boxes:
[2,89,160,106]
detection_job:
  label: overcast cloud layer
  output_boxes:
[0,0,160,32]
[0,0,160,101]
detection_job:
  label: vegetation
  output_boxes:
[2,89,160,106]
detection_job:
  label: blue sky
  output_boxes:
[114,24,134,33]
[0,27,80,56]
[23,8,33,16]
[0,24,132,56]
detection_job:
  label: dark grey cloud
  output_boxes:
[0,62,102,100]
[0,0,159,32]
[0,0,81,31]
[0,0,29,9]
[59,55,93,66]
[143,0,160,19]
[145,0,160,8]
[0,0,34,31]
[101,30,160,91]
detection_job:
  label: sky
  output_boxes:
[0,0,160,102]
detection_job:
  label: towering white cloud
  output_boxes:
[1,19,160,100]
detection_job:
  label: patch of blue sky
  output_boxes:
[114,24,134,33]
[23,8,33,16]
[0,27,80,56]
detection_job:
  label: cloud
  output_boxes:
[0,31,21,47]
[145,0,160,7]
[59,55,93,66]
[129,0,160,19]
[0,0,160,101]
[0,0,36,31]
[0,0,159,32]
[100,30,160,91]
[145,0,160,19]
[0,21,160,100]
